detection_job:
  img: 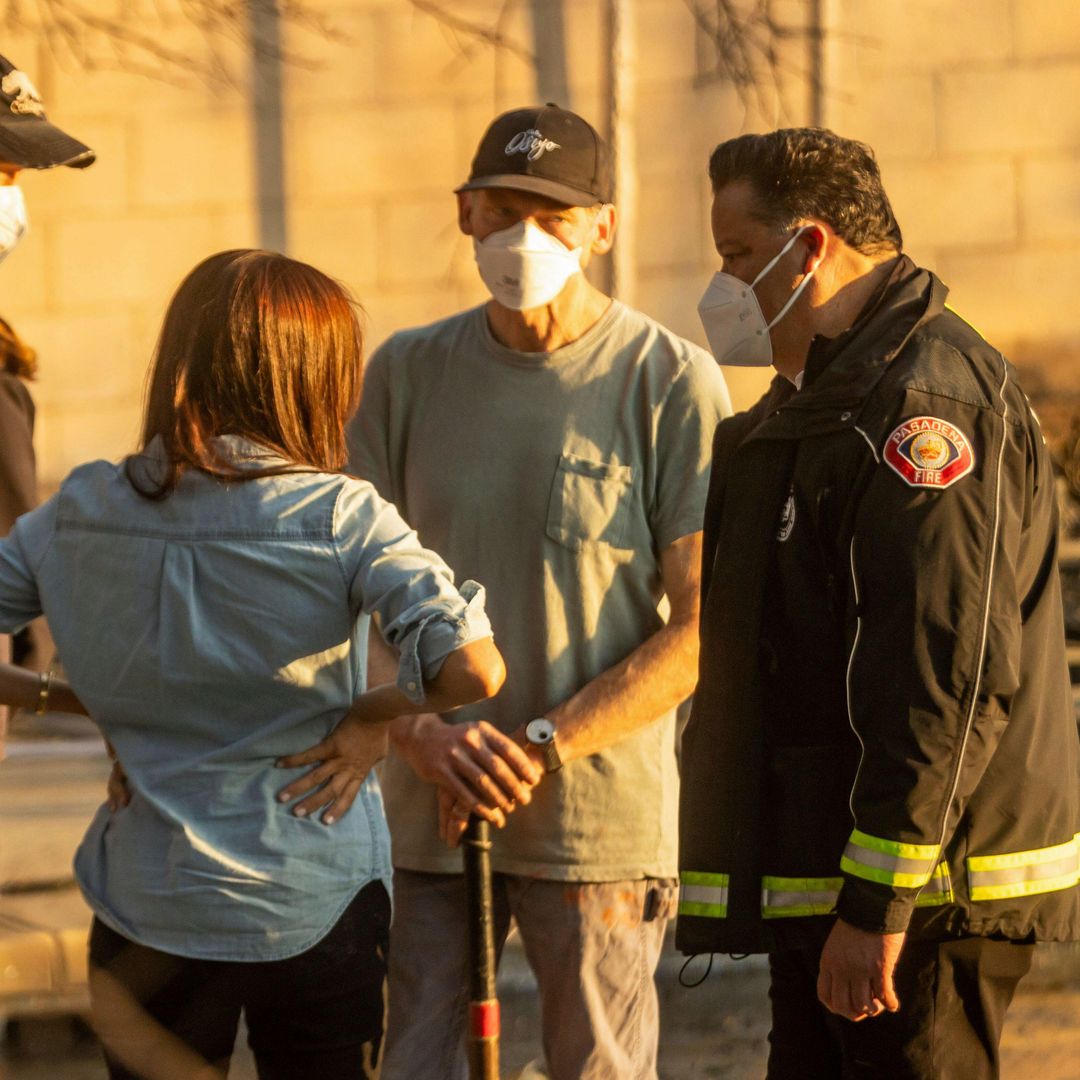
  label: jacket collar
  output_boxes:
[745,256,946,441]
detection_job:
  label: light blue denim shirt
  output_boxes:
[0,437,492,961]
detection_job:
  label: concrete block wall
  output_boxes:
[5,0,1080,487]
[822,0,1080,399]
[5,16,259,486]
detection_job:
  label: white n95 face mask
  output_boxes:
[474,219,583,311]
[0,185,28,265]
[697,225,817,366]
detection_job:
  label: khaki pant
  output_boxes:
[382,869,676,1080]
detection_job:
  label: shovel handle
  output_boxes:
[463,814,500,1080]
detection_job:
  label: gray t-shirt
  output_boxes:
[348,301,731,879]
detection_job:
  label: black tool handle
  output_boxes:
[463,814,499,1080]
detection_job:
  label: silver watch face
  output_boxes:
[525,718,555,745]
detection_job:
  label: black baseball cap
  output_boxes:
[456,104,612,207]
[0,54,94,169]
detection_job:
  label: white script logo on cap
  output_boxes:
[505,129,561,161]
[1,70,45,118]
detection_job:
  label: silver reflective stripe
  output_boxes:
[761,876,841,918]
[968,835,1080,902]
[840,829,939,889]
[914,862,954,907]
[681,884,729,906]
[841,843,938,882]
[678,871,729,918]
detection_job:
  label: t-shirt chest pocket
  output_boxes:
[546,452,634,552]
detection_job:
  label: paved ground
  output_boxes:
[3,722,1080,1078]
[2,946,1079,1078]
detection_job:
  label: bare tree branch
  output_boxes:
[3,0,347,88]
[405,0,536,65]
[685,0,856,121]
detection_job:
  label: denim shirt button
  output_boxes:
[407,680,417,692]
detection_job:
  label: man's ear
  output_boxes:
[457,191,475,237]
[800,222,829,275]
[589,203,617,256]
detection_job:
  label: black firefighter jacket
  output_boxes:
[677,257,1080,956]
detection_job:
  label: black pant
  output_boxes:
[88,880,390,1080]
[766,932,1034,1080]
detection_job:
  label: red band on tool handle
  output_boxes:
[470,999,500,1039]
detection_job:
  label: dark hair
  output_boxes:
[127,249,363,499]
[0,316,36,379]
[708,128,903,255]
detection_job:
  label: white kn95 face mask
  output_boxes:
[0,185,28,265]
[697,225,818,367]
[474,219,583,311]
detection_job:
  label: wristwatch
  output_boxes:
[524,717,562,773]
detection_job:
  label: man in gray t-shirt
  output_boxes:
[348,105,731,1080]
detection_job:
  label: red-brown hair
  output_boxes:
[0,316,36,379]
[127,249,363,498]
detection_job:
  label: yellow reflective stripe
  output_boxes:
[848,829,940,860]
[761,876,842,918]
[970,871,1079,902]
[968,834,1077,872]
[679,900,729,918]
[680,871,730,887]
[679,871,729,919]
[842,830,940,889]
[914,862,954,908]
[968,834,1080,902]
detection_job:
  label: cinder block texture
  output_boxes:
[1020,156,1080,241]
[1015,0,1080,60]
[289,104,460,200]
[842,0,1011,73]
[825,73,938,159]
[0,218,48,313]
[379,195,469,288]
[56,214,219,307]
[284,7,379,107]
[634,0,698,89]
[940,63,1080,155]
[882,158,1017,249]
[30,121,130,216]
[36,402,141,480]
[16,313,136,407]
[135,111,253,209]
[937,248,1080,348]
[634,172,709,272]
[291,201,379,293]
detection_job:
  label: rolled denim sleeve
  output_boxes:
[391,581,491,702]
[336,482,493,703]
[0,497,56,633]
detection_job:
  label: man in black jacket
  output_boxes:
[679,128,1080,1079]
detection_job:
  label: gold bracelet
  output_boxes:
[35,669,53,716]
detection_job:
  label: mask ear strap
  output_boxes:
[763,226,821,332]
[750,225,808,289]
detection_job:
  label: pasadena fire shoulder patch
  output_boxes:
[883,416,975,489]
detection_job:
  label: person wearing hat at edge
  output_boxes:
[0,52,94,755]
[324,104,732,1078]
